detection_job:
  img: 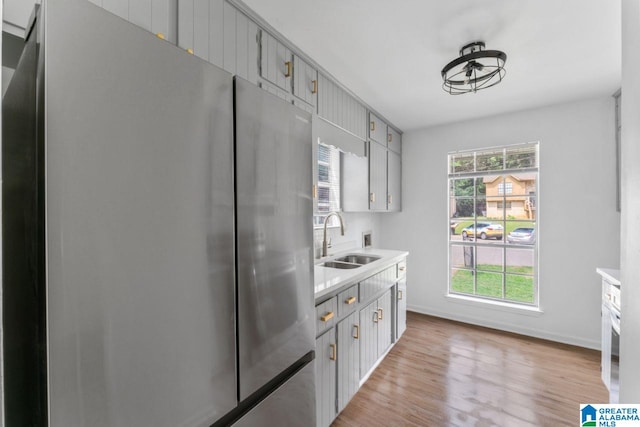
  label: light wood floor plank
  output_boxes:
[332,311,608,426]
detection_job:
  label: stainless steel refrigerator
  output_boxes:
[2,1,315,426]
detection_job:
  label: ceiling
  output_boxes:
[240,0,621,132]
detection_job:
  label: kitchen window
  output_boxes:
[314,143,341,227]
[448,143,539,306]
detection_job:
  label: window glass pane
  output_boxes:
[505,173,537,196]
[506,145,537,169]
[505,221,536,245]
[476,246,503,272]
[486,195,505,220]
[450,268,474,294]
[476,271,503,299]
[505,274,534,303]
[476,149,504,171]
[451,178,475,196]
[474,177,486,196]
[506,248,534,274]
[475,197,487,218]
[450,244,475,269]
[450,153,475,174]
[451,198,475,219]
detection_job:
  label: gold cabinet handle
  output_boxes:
[321,311,334,322]
[398,290,403,300]
[345,296,356,305]
[373,311,379,323]
[399,266,406,271]
[156,33,166,40]
[370,121,376,132]
[186,48,194,55]
[285,61,292,77]
[388,133,392,143]
[312,79,318,94]
[329,343,336,361]
[370,193,375,203]
[312,184,317,199]
[378,308,383,320]
[353,324,359,339]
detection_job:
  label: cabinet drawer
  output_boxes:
[338,284,359,316]
[397,260,407,279]
[316,297,338,335]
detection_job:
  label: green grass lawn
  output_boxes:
[452,218,534,235]
[451,267,534,303]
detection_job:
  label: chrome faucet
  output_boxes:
[322,212,345,258]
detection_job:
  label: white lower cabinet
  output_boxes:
[337,311,360,413]
[315,256,407,426]
[315,328,336,427]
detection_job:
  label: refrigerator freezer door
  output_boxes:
[235,78,315,401]
[43,1,236,426]
[232,362,315,427]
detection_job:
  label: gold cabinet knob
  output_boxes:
[345,296,356,305]
[186,48,194,55]
[156,33,165,40]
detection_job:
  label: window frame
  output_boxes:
[448,142,539,307]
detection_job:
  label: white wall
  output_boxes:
[378,97,619,349]
[314,212,381,258]
[620,0,640,403]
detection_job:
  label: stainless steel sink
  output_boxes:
[334,254,380,265]
[321,261,361,269]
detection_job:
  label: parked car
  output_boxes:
[507,227,536,245]
[461,222,503,240]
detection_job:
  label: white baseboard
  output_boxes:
[407,304,600,350]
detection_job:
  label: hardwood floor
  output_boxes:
[332,311,608,427]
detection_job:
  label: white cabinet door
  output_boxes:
[337,311,360,413]
[397,279,407,339]
[260,30,292,92]
[387,126,402,154]
[359,300,378,379]
[369,112,387,144]
[315,329,337,427]
[387,150,401,211]
[376,289,392,357]
[369,141,388,211]
[293,55,317,110]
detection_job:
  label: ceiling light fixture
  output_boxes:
[441,41,507,95]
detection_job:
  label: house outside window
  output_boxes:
[448,143,539,306]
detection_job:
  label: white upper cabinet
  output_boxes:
[317,73,367,140]
[368,112,387,144]
[387,126,402,154]
[3,0,176,40]
[93,0,177,42]
[292,54,318,110]
[259,30,293,92]
[178,0,259,82]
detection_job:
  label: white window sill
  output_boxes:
[445,293,544,317]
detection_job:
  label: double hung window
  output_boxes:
[448,143,539,306]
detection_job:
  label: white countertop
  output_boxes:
[597,267,621,287]
[314,247,409,300]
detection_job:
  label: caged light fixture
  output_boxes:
[441,41,507,95]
